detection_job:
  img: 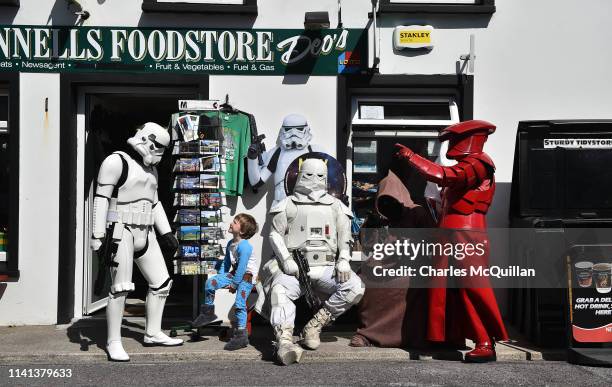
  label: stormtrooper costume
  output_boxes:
[265,159,365,365]
[91,122,182,362]
[247,114,325,205]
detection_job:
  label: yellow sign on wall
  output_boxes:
[399,31,431,44]
[393,25,434,50]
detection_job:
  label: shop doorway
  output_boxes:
[77,86,198,316]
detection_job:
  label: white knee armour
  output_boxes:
[149,278,173,296]
[271,284,290,307]
[111,282,135,295]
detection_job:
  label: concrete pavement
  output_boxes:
[0,318,565,364]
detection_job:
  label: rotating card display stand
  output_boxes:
[168,104,227,337]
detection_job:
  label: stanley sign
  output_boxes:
[399,31,431,44]
[393,25,434,50]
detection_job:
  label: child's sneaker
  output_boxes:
[224,329,249,351]
[191,305,218,328]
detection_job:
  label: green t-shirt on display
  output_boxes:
[218,111,251,196]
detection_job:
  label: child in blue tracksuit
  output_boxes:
[192,213,259,351]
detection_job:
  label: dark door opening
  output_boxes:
[84,89,197,317]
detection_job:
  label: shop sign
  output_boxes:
[179,100,220,111]
[393,25,434,50]
[543,138,612,149]
[0,25,368,75]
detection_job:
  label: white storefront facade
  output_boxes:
[1,0,611,326]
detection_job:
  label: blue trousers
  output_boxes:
[204,273,253,329]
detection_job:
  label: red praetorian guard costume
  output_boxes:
[395,120,508,362]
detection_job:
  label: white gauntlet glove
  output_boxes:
[90,238,103,251]
[280,256,299,277]
[90,233,104,251]
[335,259,351,283]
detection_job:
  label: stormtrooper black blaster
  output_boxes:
[93,223,120,296]
[246,113,266,167]
[292,248,322,312]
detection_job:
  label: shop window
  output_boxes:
[351,96,459,128]
[349,95,460,244]
[379,0,495,14]
[142,0,258,14]
[354,140,378,174]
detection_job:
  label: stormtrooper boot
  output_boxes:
[143,287,183,346]
[144,331,183,346]
[106,292,130,362]
[274,325,303,366]
[301,307,334,350]
[107,340,130,362]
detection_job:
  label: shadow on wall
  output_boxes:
[0,7,18,24]
[379,13,493,30]
[47,0,80,25]
[0,283,6,301]
[137,12,256,29]
[282,74,311,86]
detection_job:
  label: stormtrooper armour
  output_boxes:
[285,203,338,268]
[91,122,182,362]
[265,158,364,365]
[247,114,324,205]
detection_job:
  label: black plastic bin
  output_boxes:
[509,120,612,365]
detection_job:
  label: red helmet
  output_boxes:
[439,120,496,159]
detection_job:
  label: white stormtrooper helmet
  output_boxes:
[127,122,171,166]
[294,158,327,197]
[278,114,312,150]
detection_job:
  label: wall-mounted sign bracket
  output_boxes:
[459,34,476,74]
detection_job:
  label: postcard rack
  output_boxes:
[171,111,226,279]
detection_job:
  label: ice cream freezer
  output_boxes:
[509,120,612,366]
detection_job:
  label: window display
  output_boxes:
[353,140,377,174]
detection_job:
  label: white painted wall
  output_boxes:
[478,0,612,226]
[0,73,60,325]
